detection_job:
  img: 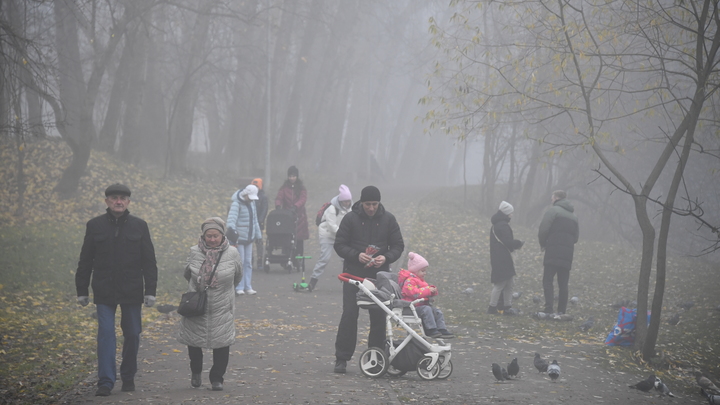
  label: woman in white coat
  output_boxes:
[308,184,352,291]
[178,217,242,391]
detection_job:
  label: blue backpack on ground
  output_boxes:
[604,307,651,346]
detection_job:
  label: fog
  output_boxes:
[1,0,719,258]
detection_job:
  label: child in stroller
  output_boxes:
[398,252,454,339]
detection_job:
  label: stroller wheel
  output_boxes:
[417,356,441,380]
[386,365,407,378]
[437,358,453,380]
[358,347,388,378]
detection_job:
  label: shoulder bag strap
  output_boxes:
[491,226,512,253]
[202,249,225,291]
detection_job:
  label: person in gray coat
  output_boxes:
[538,190,579,315]
[178,217,242,391]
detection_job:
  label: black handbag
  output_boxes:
[178,250,224,317]
[225,227,239,245]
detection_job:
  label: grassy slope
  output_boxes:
[0,139,717,402]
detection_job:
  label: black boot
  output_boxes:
[308,278,318,292]
[487,305,498,315]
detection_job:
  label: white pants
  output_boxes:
[489,277,514,307]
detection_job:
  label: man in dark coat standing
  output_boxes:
[538,190,579,315]
[333,186,404,373]
[488,201,524,314]
[75,184,158,396]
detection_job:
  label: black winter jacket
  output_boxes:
[75,209,158,305]
[538,199,579,270]
[489,211,524,284]
[334,201,404,279]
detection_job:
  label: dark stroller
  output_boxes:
[263,209,297,273]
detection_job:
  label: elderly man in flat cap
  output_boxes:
[75,183,158,396]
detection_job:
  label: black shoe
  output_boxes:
[487,306,498,315]
[211,382,223,391]
[426,328,442,338]
[95,386,112,396]
[308,278,318,292]
[121,380,135,392]
[191,373,201,388]
[334,359,347,373]
[438,329,455,339]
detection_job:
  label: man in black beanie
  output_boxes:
[332,185,404,373]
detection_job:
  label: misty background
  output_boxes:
[1,0,718,261]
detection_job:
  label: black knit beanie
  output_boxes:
[360,186,381,202]
[287,166,299,177]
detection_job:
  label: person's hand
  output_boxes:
[77,296,90,306]
[144,295,156,307]
[372,255,386,267]
[359,252,372,264]
[429,286,438,295]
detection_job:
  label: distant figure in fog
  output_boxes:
[488,201,524,315]
[538,190,579,315]
[308,184,352,292]
[251,178,269,269]
[274,166,309,260]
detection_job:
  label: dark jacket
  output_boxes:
[538,199,579,270]
[275,182,309,240]
[334,201,404,279]
[75,209,158,305]
[490,211,523,284]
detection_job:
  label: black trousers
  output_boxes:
[188,346,229,383]
[543,265,570,314]
[335,281,386,361]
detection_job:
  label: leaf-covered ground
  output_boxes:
[408,188,720,396]
[0,139,718,403]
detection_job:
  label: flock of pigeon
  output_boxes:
[490,353,720,402]
[628,371,720,403]
[490,353,561,383]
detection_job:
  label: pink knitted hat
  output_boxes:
[407,252,429,273]
[338,184,352,201]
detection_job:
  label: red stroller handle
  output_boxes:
[338,273,365,283]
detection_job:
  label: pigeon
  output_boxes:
[653,377,675,397]
[579,316,595,332]
[462,287,474,295]
[534,353,548,373]
[679,301,695,311]
[492,363,505,382]
[504,308,521,316]
[550,313,574,322]
[157,304,177,314]
[501,367,511,380]
[628,374,656,392]
[533,296,542,304]
[667,312,681,326]
[507,358,519,378]
[701,388,720,404]
[569,296,579,305]
[512,291,522,299]
[695,371,720,394]
[534,311,548,320]
[547,360,560,382]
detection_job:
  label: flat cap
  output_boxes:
[105,183,131,197]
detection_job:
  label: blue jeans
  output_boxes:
[235,243,253,291]
[96,303,142,388]
[416,305,447,331]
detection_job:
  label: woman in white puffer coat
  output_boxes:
[308,184,352,291]
[178,217,241,391]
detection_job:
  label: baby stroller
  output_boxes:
[263,209,297,273]
[338,272,453,380]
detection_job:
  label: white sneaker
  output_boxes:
[235,290,245,296]
[245,289,257,295]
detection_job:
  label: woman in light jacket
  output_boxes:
[227,184,261,295]
[308,184,352,291]
[178,217,242,391]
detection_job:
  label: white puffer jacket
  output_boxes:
[318,195,351,243]
[177,243,242,349]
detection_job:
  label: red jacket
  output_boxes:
[274,183,309,240]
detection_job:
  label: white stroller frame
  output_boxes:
[338,273,453,380]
